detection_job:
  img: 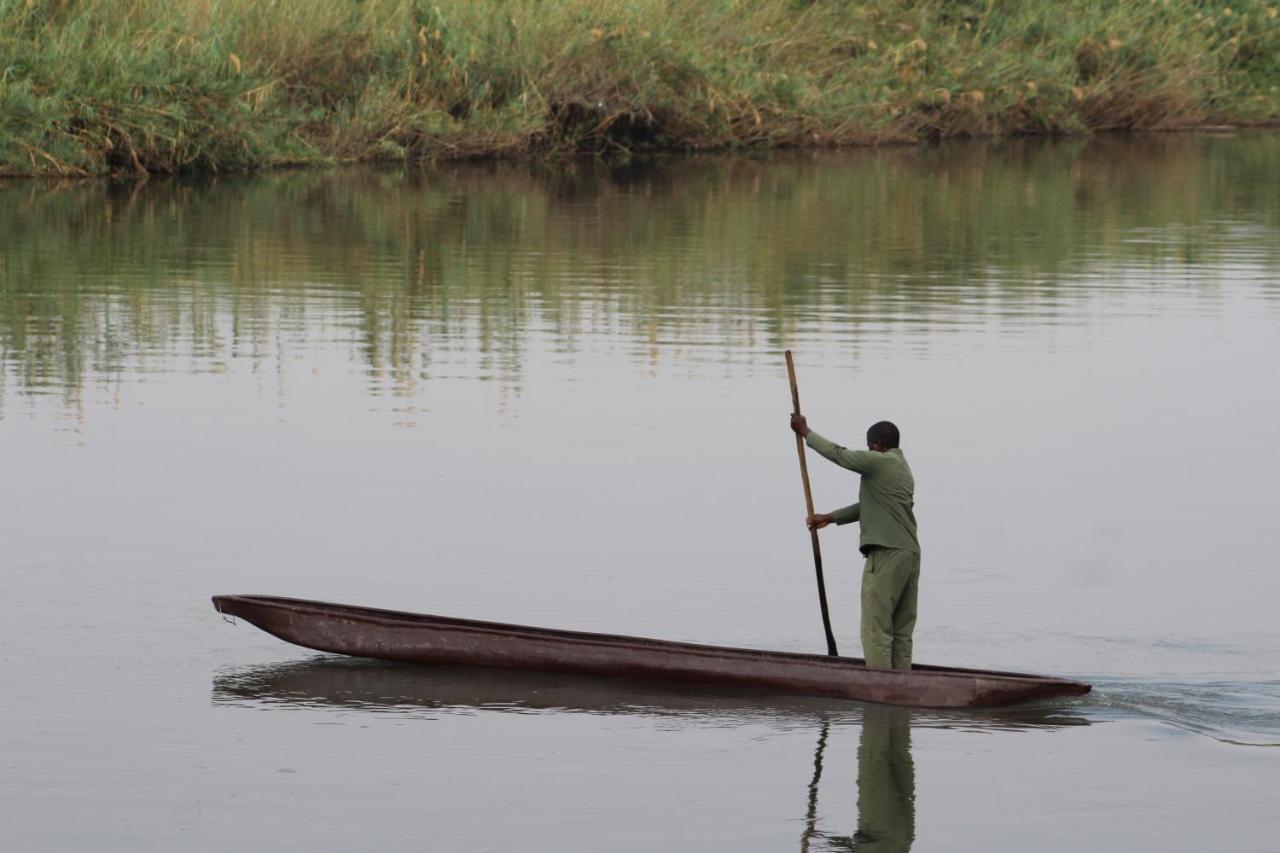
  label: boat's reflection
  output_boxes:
[214,658,1090,853]
[213,656,1090,730]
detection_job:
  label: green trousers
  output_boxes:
[860,547,920,670]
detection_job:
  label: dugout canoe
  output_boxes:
[211,595,1091,708]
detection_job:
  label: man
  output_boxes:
[789,414,920,670]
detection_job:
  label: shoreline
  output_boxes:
[3,123,1278,184]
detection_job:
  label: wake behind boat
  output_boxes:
[212,595,1090,709]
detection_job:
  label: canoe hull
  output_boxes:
[212,595,1091,709]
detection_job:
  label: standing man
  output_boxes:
[789,415,921,670]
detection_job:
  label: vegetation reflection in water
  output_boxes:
[2,133,1279,413]
[214,658,1090,853]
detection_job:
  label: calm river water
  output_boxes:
[2,134,1278,852]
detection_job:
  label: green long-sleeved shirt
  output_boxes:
[806,431,920,556]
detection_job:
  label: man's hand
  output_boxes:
[790,413,810,437]
[807,512,834,531]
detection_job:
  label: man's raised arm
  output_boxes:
[806,431,880,474]
[790,413,881,474]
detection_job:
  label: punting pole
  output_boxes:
[785,350,839,657]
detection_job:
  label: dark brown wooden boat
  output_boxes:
[212,595,1091,709]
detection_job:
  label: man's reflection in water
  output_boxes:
[804,705,915,853]
[849,705,915,851]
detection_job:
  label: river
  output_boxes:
[2,132,1278,851]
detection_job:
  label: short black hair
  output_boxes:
[867,421,900,449]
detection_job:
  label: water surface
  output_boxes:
[2,133,1279,851]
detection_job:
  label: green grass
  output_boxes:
[2,0,1278,176]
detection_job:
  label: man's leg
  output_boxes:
[861,548,911,669]
[890,553,921,670]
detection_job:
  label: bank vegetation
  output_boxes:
[2,0,1278,176]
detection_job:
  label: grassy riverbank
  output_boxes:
[2,0,1278,176]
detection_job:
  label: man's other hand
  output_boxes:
[790,413,810,437]
[807,512,834,531]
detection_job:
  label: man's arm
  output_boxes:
[807,503,859,531]
[831,503,860,524]
[805,431,880,475]
[790,413,879,473]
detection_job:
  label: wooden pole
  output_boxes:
[786,350,839,657]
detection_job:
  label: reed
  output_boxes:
[2,0,1277,176]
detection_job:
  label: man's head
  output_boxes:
[866,420,900,452]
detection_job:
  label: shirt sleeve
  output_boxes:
[831,503,860,525]
[806,431,879,474]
